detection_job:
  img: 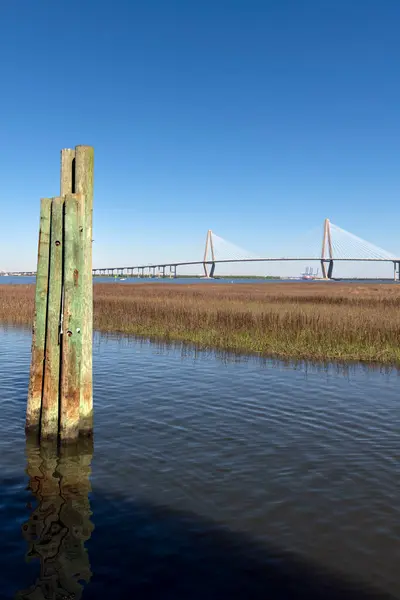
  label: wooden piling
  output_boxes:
[74,145,94,435]
[26,198,52,433]
[41,197,64,438]
[60,148,76,196]
[27,146,94,442]
[60,194,85,442]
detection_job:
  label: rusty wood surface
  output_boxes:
[26,198,52,432]
[60,194,85,441]
[74,145,94,434]
[41,197,64,439]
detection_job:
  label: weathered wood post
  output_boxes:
[41,197,63,438]
[26,198,52,433]
[75,146,94,435]
[60,193,85,441]
[26,146,94,442]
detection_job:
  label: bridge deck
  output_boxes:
[7,256,400,277]
[93,256,400,272]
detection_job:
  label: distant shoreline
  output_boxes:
[2,274,398,283]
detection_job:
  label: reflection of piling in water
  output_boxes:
[16,436,94,600]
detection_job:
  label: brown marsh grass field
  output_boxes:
[1,282,400,365]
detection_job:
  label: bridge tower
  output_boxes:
[321,218,334,279]
[203,229,216,278]
[393,261,400,281]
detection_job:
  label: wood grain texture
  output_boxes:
[26,198,51,432]
[60,194,85,441]
[60,148,75,196]
[41,197,64,439]
[74,145,94,434]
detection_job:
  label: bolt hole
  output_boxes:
[55,240,61,246]
[67,330,72,337]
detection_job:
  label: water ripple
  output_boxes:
[0,327,399,598]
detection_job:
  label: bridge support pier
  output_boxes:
[210,262,216,278]
[320,260,327,279]
[393,261,400,281]
[327,260,334,279]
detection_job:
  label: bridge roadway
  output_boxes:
[93,256,400,280]
[6,256,400,279]
[94,257,400,270]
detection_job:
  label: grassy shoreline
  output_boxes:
[1,282,400,366]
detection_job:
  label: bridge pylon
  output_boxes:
[203,229,216,278]
[393,261,400,281]
[321,218,334,279]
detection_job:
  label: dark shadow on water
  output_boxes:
[10,437,397,599]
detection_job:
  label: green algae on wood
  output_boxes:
[60,148,75,196]
[60,194,85,442]
[74,145,94,435]
[26,198,52,433]
[41,197,64,438]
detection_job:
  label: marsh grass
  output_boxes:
[1,282,400,365]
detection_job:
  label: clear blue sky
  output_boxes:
[1,0,399,276]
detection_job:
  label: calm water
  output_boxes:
[1,327,399,599]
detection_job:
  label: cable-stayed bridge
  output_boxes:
[92,219,400,280]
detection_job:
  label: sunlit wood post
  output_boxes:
[26,198,52,433]
[60,193,85,441]
[41,197,63,438]
[61,148,75,196]
[26,146,94,442]
[75,145,94,435]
